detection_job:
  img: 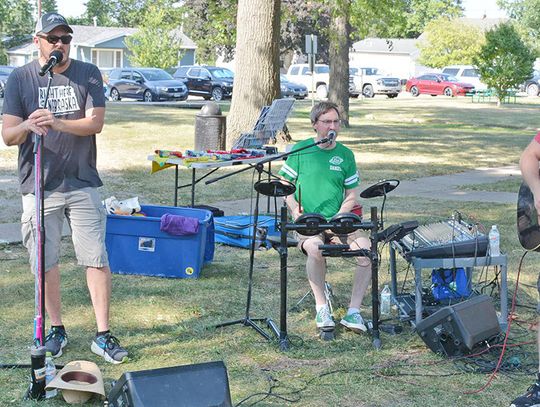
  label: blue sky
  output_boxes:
[56,0,507,19]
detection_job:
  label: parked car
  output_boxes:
[520,70,540,97]
[0,65,15,98]
[441,65,487,91]
[349,67,401,98]
[286,63,329,98]
[406,73,475,97]
[173,65,234,101]
[105,68,188,102]
[280,74,308,99]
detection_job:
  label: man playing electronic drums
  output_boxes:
[278,101,371,333]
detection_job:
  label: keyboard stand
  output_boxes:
[389,242,508,329]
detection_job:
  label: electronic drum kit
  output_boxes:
[255,177,407,347]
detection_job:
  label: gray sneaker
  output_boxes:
[315,306,335,329]
[45,327,68,357]
[91,332,128,364]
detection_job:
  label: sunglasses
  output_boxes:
[38,34,72,45]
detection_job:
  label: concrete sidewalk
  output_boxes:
[0,165,521,244]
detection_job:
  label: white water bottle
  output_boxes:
[488,225,500,257]
[45,352,57,399]
[380,285,392,315]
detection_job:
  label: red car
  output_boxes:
[406,73,475,97]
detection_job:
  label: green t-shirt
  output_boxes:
[279,138,359,219]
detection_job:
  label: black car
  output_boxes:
[0,65,15,98]
[173,66,233,101]
[521,70,540,97]
[105,68,188,102]
[280,74,307,99]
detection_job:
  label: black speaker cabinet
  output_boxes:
[107,361,232,407]
[416,295,501,357]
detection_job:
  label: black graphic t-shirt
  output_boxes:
[3,59,106,194]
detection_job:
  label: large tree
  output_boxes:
[473,23,535,106]
[0,0,34,63]
[226,0,281,146]
[124,2,184,68]
[418,17,485,68]
[80,0,115,26]
[181,0,237,64]
[498,0,540,53]
[327,0,350,127]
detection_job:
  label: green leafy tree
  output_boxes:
[498,0,540,53]
[181,0,237,64]
[81,0,115,26]
[124,3,184,69]
[473,23,535,106]
[0,0,34,63]
[418,17,485,68]
[40,0,58,14]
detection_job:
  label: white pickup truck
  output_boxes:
[349,67,401,98]
[286,63,330,99]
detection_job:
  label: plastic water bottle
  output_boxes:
[488,225,500,257]
[380,285,392,315]
[45,352,57,399]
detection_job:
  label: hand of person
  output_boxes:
[28,109,59,133]
[22,116,48,136]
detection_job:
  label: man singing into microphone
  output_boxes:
[279,101,371,333]
[2,13,128,363]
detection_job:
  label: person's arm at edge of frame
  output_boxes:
[520,138,540,214]
[284,186,303,221]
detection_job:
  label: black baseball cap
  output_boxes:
[35,12,73,35]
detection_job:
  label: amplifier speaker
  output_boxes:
[107,361,232,407]
[416,294,501,357]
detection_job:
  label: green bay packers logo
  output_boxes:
[329,156,343,165]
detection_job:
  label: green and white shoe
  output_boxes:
[340,312,367,333]
[315,306,335,329]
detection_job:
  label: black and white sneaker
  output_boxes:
[44,327,68,358]
[511,377,540,407]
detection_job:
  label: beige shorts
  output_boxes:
[21,187,109,273]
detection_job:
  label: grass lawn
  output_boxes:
[1,95,540,406]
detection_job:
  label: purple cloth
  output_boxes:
[160,214,199,235]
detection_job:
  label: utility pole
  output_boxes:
[37,0,42,17]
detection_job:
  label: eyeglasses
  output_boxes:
[38,34,72,45]
[318,119,341,125]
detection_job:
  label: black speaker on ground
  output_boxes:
[416,294,501,357]
[107,361,232,407]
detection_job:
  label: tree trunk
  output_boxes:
[226,0,281,148]
[328,1,350,127]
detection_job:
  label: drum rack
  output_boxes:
[275,204,385,349]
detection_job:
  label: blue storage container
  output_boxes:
[214,215,279,249]
[106,205,214,278]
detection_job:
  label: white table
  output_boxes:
[148,154,282,207]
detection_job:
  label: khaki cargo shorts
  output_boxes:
[21,187,109,273]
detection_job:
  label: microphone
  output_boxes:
[39,51,63,77]
[319,130,336,144]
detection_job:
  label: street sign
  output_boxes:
[305,34,318,56]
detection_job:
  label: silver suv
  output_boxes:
[349,67,401,98]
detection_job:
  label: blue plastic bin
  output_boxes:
[105,205,214,278]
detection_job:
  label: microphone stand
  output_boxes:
[26,70,54,400]
[213,136,332,346]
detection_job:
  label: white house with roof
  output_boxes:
[350,17,510,82]
[7,25,197,69]
[350,38,424,81]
